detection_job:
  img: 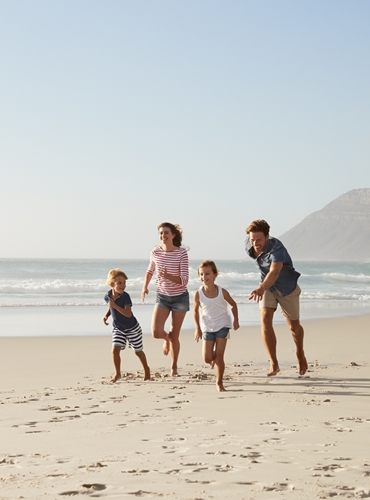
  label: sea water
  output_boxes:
[1,258,370,337]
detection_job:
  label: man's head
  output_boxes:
[246,219,270,256]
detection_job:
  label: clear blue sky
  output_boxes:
[1,0,369,259]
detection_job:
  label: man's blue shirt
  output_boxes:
[104,290,138,331]
[245,236,300,296]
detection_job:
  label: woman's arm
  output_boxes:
[141,272,153,302]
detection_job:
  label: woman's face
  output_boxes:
[159,226,175,245]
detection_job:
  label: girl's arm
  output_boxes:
[141,272,153,302]
[193,291,202,342]
[109,301,133,318]
[222,289,240,331]
[103,308,111,325]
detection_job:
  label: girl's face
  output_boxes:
[198,266,217,286]
[159,226,175,245]
[112,277,126,295]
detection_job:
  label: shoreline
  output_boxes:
[2,301,370,338]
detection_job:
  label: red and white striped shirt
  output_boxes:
[147,246,189,296]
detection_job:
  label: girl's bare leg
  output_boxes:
[151,306,171,355]
[203,339,216,365]
[111,345,122,383]
[214,338,227,392]
[135,351,151,380]
[168,311,186,376]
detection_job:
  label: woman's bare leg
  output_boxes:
[168,311,186,376]
[151,306,171,355]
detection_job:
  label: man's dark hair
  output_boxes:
[245,219,270,237]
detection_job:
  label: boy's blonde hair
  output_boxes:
[198,260,219,276]
[106,268,128,286]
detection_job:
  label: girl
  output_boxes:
[193,260,239,392]
[141,222,189,376]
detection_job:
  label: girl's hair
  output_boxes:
[198,260,219,276]
[158,222,183,247]
[106,268,128,286]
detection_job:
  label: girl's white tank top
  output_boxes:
[198,285,232,332]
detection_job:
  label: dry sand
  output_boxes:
[1,315,370,499]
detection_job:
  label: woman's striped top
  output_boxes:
[147,246,189,296]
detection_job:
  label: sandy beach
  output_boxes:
[1,315,370,499]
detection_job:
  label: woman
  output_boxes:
[141,222,189,376]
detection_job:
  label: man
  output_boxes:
[245,219,308,377]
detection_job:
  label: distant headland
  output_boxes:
[279,188,370,261]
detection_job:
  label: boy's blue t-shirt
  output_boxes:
[104,290,138,331]
[245,236,300,296]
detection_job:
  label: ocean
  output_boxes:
[1,258,370,337]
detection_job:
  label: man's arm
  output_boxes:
[249,261,283,302]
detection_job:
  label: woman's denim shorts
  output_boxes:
[203,327,230,342]
[155,291,190,312]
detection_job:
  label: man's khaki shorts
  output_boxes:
[259,285,301,320]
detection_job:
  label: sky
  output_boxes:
[1,0,369,260]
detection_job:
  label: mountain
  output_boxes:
[279,188,370,261]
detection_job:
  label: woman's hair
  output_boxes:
[245,219,270,236]
[198,260,219,276]
[106,268,128,286]
[158,222,183,247]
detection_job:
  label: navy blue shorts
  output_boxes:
[155,291,190,312]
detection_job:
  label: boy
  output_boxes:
[103,269,150,383]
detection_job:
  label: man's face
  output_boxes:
[249,231,269,256]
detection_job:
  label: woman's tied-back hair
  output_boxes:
[198,260,219,276]
[106,268,128,286]
[158,222,183,247]
[245,219,270,237]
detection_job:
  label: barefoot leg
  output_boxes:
[261,308,280,376]
[111,345,122,383]
[168,311,186,376]
[135,350,151,380]
[286,318,308,375]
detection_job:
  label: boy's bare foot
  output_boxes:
[267,363,280,377]
[110,373,121,383]
[297,355,308,375]
[144,366,151,381]
[162,339,170,356]
[217,382,226,392]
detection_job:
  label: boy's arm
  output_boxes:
[222,289,240,331]
[103,308,111,325]
[109,301,133,318]
[193,291,202,342]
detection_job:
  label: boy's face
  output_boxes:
[198,266,217,286]
[112,277,126,295]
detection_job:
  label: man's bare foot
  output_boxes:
[144,366,151,381]
[267,364,280,377]
[297,355,308,375]
[110,373,121,383]
[217,382,226,392]
[162,339,170,356]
